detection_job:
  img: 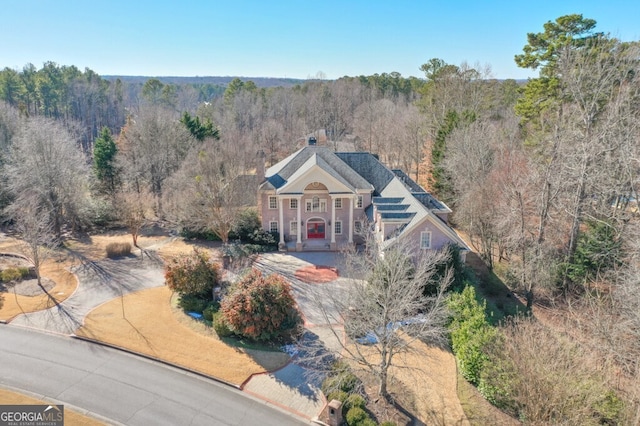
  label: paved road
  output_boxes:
[0,325,306,426]
[10,256,165,334]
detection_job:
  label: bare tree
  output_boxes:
[483,317,623,425]
[8,193,57,290]
[301,232,452,399]
[117,106,197,209]
[4,116,91,238]
[163,140,250,243]
[113,186,155,247]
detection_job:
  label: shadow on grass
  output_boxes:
[465,252,526,324]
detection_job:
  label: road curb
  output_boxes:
[70,334,241,389]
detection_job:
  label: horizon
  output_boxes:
[4,1,640,81]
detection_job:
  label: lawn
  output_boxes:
[75,286,290,386]
[0,237,78,322]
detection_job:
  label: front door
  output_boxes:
[307,221,325,239]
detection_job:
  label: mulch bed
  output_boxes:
[294,265,339,283]
[0,277,56,296]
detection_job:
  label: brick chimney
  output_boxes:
[256,149,266,182]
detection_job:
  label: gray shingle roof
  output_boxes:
[336,152,394,195]
[374,204,410,211]
[265,147,373,191]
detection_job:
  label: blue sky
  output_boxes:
[3,0,639,80]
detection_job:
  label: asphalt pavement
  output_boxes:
[0,325,306,426]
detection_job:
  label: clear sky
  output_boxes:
[3,0,639,80]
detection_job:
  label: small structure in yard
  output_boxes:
[325,399,343,426]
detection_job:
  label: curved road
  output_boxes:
[0,326,306,425]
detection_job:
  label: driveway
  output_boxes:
[250,252,351,420]
[9,254,165,334]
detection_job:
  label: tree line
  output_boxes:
[1,12,640,423]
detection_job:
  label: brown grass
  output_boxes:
[345,337,469,425]
[76,286,289,385]
[0,237,78,322]
[0,388,105,426]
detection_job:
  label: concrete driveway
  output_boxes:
[250,252,352,420]
[9,254,165,335]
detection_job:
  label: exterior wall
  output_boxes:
[259,191,370,248]
[402,219,457,251]
[435,212,449,224]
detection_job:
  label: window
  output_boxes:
[420,231,432,249]
[269,221,278,233]
[305,196,326,212]
[354,221,362,233]
[335,198,342,209]
[356,195,363,208]
[268,196,277,209]
[290,199,298,209]
[290,221,298,235]
[335,220,342,235]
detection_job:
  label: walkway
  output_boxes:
[9,254,165,334]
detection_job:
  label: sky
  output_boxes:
[3,0,640,81]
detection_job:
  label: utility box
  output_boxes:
[326,399,343,426]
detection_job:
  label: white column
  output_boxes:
[278,196,284,245]
[296,196,302,244]
[349,194,354,243]
[330,195,336,244]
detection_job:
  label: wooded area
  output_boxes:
[1,13,639,424]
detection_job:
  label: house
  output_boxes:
[258,138,469,258]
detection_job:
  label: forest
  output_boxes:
[1,13,639,424]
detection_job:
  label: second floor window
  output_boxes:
[268,196,277,209]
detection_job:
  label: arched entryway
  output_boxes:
[306,218,326,239]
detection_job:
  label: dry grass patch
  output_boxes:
[344,337,469,425]
[157,238,222,261]
[0,388,105,426]
[76,286,289,385]
[0,237,78,322]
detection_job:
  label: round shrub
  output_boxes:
[344,394,366,413]
[165,248,220,298]
[345,407,368,425]
[213,312,234,337]
[381,422,398,426]
[220,270,302,342]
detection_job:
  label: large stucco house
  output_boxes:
[258,140,469,257]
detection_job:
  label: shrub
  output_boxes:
[203,301,220,321]
[326,390,349,405]
[230,208,261,242]
[220,270,303,342]
[213,312,234,337]
[447,285,497,386]
[380,422,397,426]
[321,360,362,396]
[1,268,23,283]
[345,407,368,425]
[105,242,132,258]
[178,294,208,313]
[344,394,366,413]
[165,248,220,297]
